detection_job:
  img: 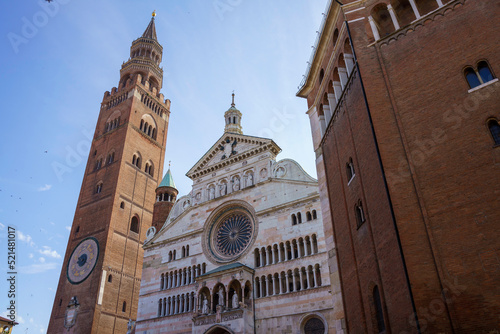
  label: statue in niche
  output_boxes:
[202,296,209,314]
[247,173,253,186]
[219,182,227,196]
[232,177,240,191]
[218,289,225,307]
[232,292,239,309]
[209,187,215,200]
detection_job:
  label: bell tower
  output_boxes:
[152,167,178,231]
[48,13,171,334]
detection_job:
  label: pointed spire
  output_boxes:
[224,92,243,134]
[142,12,158,41]
[159,168,176,189]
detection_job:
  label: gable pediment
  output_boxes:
[186,133,281,180]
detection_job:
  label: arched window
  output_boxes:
[465,67,481,89]
[108,274,112,283]
[130,216,139,233]
[120,201,125,209]
[186,245,189,257]
[478,61,494,83]
[312,210,317,220]
[168,251,172,262]
[255,249,260,267]
[75,226,80,233]
[107,152,115,164]
[372,4,396,37]
[140,119,144,131]
[95,182,103,194]
[319,68,325,84]
[465,61,496,89]
[297,212,302,224]
[373,286,386,333]
[332,28,339,47]
[173,250,176,260]
[306,211,312,221]
[347,157,355,182]
[122,301,127,312]
[182,246,186,258]
[304,317,326,334]
[59,299,62,307]
[355,201,366,228]
[488,119,500,145]
[292,214,297,225]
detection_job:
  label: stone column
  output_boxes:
[313,267,318,287]
[338,68,349,89]
[323,105,332,125]
[276,276,281,294]
[195,266,199,278]
[327,93,337,115]
[344,55,354,76]
[181,270,185,286]
[387,4,400,30]
[260,250,265,267]
[408,0,421,19]
[285,273,290,293]
[258,278,263,298]
[269,276,274,295]
[285,246,289,261]
[278,246,282,262]
[173,297,177,314]
[368,16,381,41]
[333,81,343,102]
[292,272,297,292]
[267,249,272,265]
[306,268,312,289]
[318,114,326,137]
[299,270,304,291]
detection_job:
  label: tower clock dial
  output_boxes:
[66,237,99,285]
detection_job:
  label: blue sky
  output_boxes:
[0,0,326,332]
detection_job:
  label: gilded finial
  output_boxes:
[169,160,171,168]
[231,90,235,107]
[152,10,156,17]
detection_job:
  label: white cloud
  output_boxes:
[38,184,52,192]
[18,262,58,274]
[39,246,61,259]
[39,257,46,263]
[0,222,5,230]
[17,230,35,247]
[29,253,34,259]
[40,329,45,333]
[65,226,71,232]
[17,315,25,324]
[50,222,55,226]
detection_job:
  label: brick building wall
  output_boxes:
[298,0,500,332]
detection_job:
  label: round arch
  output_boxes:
[204,324,235,334]
[299,312,328,334]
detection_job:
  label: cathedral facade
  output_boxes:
[135,98,345,334]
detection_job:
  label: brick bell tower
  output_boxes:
[48,12,171,334]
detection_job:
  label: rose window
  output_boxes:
[203,204,257,264]
[215,214,252,257]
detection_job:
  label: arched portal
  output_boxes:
[204,324,235,334]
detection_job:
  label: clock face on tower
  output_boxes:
[66,237,99,285]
